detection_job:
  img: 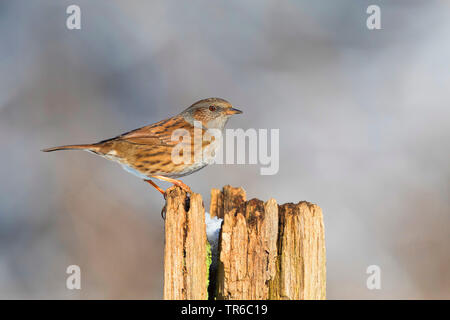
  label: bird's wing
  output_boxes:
[118,136,164,145]
[114,116,193,146]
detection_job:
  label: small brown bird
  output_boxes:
[43,98,242,196]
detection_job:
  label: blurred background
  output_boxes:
[0,0,449,299]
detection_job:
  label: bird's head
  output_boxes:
[181,97,242,130]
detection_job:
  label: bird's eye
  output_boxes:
[209,105,216,112]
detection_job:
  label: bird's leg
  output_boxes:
[151,175,192,194]
[144,179,166,198]
[144,179,167,219]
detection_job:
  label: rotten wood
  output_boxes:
[214,192,278,299]
[269,202,326,299]
[164,185,326,300]
[163,186,208,300]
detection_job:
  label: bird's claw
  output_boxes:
[161,204,167,220]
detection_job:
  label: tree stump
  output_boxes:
[163,185,326,300]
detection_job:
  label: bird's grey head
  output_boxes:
[181,97,242,130]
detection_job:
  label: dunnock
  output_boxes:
[43,98,242,196]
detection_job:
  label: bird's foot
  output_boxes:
[144,177,191,220]
[172,180,192,194]
[161,204,167,220]
[151,175,192,195]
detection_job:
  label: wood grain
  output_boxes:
[164,185,326,300]
[163,186,208,299]
[269,202,326,299]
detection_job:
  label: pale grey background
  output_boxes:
[0,0,449,298]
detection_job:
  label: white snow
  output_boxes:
[205,212,223,272]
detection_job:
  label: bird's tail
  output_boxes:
[41,144,99,152]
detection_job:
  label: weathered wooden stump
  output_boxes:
[163,187,208,300]
[163,185,326,300]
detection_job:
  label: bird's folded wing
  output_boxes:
[115,117,193,146]
[118,136,166,145]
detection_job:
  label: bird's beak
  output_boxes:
[226,107,243,115]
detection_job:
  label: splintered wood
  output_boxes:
[163,186,208,300]
[214,191,278,299]
[211,186,326,300]
[164,185,326,300]
[269,203,326,299]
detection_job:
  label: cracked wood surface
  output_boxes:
[212,185,326,300]
[164,185,326,300]
[163,186,207,300]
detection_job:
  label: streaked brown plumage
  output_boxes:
[42,98,242,196]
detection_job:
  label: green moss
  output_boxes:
[206,240,212,298]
